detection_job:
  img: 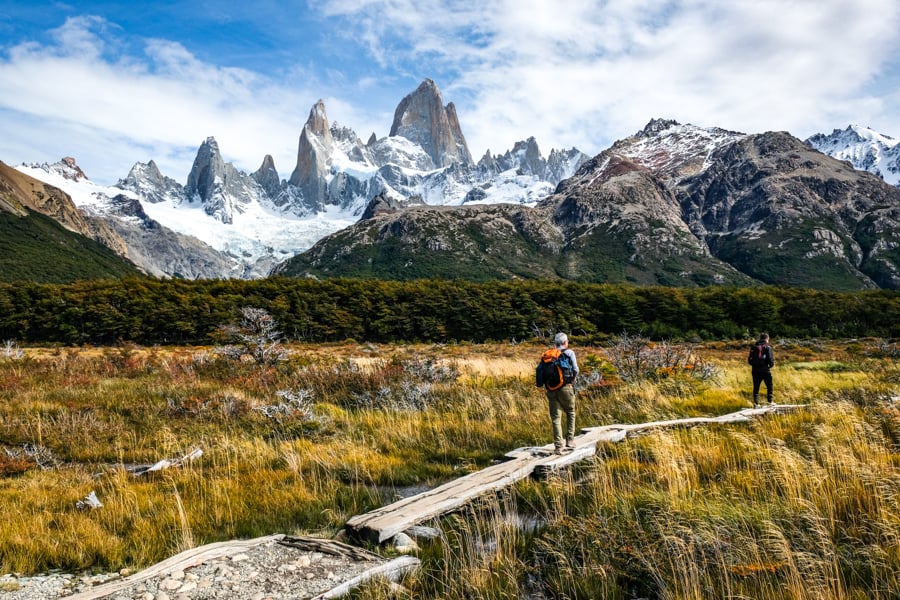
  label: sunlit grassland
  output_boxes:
[1,338,899,599]
[0,342,557,575]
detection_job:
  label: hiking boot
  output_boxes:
[565,438,575,449]
[554,446,564,455]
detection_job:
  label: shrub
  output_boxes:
[605,333,719,383]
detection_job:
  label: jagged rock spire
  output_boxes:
[289,100,334,206]
[184,136,257,224]
[389,79,473,168]
[185,137,226,203]
[252,155,280,198]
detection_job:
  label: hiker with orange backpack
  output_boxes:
[748,332,775,407]
[536,332,580,454]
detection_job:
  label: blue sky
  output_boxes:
[1,0,899,185]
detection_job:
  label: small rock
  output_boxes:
[391,532,419,554]
[159,578,182,591]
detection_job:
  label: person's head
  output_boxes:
[554,332,569,348]
[759,332,769,342]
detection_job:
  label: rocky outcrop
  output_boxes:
[118,160,185,205]
[185,137,261,224]
[360,192,426,220]
[389,79,473,169]
[679,132,900,289]
[251,155,281,199]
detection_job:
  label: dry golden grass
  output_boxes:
[1,338,898,599]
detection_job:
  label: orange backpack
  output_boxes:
[536,348,565,391]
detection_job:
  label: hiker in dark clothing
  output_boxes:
[748,333,775,407]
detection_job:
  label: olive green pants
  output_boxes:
[547,385,576,449]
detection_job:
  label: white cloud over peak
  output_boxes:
[0,16,311,182]
[1,1,899,185]
[317,0,900,155]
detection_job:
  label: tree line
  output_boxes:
[0,277,897,345]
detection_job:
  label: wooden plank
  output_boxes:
[345,405,805,544]
[346,428,629,543]
[346,454,538,544]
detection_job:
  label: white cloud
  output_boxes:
[2,2,900,184]
[0,16,313,183]
[315,0,900,157]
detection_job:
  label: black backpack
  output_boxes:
[748,343,771,368]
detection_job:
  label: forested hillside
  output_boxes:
[0,210,142,283]
[0,277,896,345]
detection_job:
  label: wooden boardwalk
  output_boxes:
[345,404,803,544]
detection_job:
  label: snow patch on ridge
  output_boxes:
[807,125,900,187]
[16,162,359,269]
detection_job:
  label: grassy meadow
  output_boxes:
[0,337,898,599]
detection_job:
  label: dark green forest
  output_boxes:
[0,210,142,283]
[0,277,897,345]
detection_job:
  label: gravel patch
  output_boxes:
[0,535,417,600]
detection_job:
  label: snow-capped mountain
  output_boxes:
[279,118,900,290]
[608,118,747,183]
[17,79,587,279]
[806,125,900,187]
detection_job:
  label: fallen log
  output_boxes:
[311,556,421,600]
[278,535,382,561]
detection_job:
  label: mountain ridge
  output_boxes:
[15,79,587,279]
[7,79,900,289]
[278,121,900,290]
[0,160,143,282]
